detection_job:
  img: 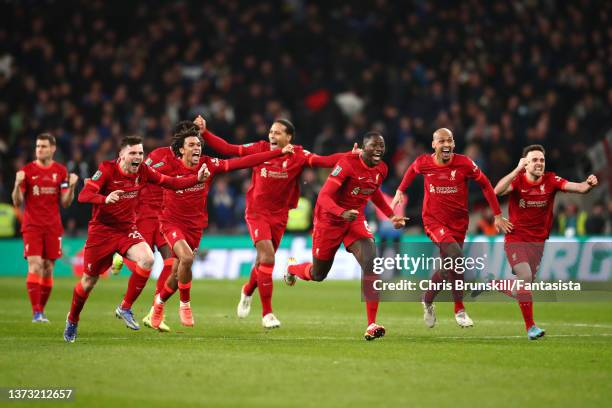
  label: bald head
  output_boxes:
[433,128,453,141]
[431,128,455,163]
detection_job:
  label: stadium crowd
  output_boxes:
[0,0,610,235]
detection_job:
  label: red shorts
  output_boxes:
[504,240,545,277]
[160,223,202,256]
[245,212,288,250]
[424,222,466,256]
[22,227,62,260]
[136,216,166,250]
[83,224,146,276]
[312,216,374,261]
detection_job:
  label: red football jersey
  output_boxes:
[82,160,193,229]
[506,171,567,242]
[159,156,223,230]
[19,161,68,233]
[400,153,484,233]
[316,154,388,221]
[241,142,344,215]
[138,147,175,220]
[160,149,285,229]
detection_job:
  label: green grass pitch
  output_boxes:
[1,277,611,407]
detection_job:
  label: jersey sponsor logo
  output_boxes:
[429,184,458,194]
[33,185,40,196]
[450,170,456,180]
[519,198,548,208]
[39,186,58,195]
[331,165,342,177]
[351,187,360,195]
[92,170,102,181]
[260,168,267,178]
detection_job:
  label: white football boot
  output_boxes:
[422,301,436,328]
[262,313,281,329]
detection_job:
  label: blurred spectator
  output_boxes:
[555,203,588,237]
[585,202,607,235]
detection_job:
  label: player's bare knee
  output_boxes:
[180,252,194,266]
[81,274,98,291]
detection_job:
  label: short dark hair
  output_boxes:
[363,131,384,143]
[171,120,201,156]
[120,135,143,149]
[274,119,295,140]
[522,144,545,157]
[36,133,56,146]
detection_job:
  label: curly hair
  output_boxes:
[171,121,201,157]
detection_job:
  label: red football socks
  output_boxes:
[26,273,41,314]
[120,265,151,309]
[158,282,177,303]
[366,300,379,325]
[39,276,53,310]
[68,281,90,323]
[156,258,174,295]
[516,290,534,329]
[242,266,258,296]
[178,281,192,303]
[257,263,274,316]
[288,262,313,281]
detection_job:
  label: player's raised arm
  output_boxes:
[307,143,361,168]
[194,115,263,157]
[60,173,79,208]
[561,174,598,194]
[494,158,527,196]
[11,170,25,207]
[215,144,292,173]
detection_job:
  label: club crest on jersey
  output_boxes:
[375,174,380,183]
[282,160,288,169]
[260,168,267,178]
[92,170,102,181]
[450,170,456,180]
[135,176,140,185]
[52,173,57,182]
[540,184,546,193]
[331,165,342,176]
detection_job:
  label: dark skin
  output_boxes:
[310,135,404,283]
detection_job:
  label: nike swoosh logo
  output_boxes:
[32,176,39,179]
[358,176,366,180]
[521,189,529,192]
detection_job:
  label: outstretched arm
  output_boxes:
[195,115,264,157]
[562,175,598,194]
[494,158,527,196]
[308,144,361,168]
[219,148,286,172]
